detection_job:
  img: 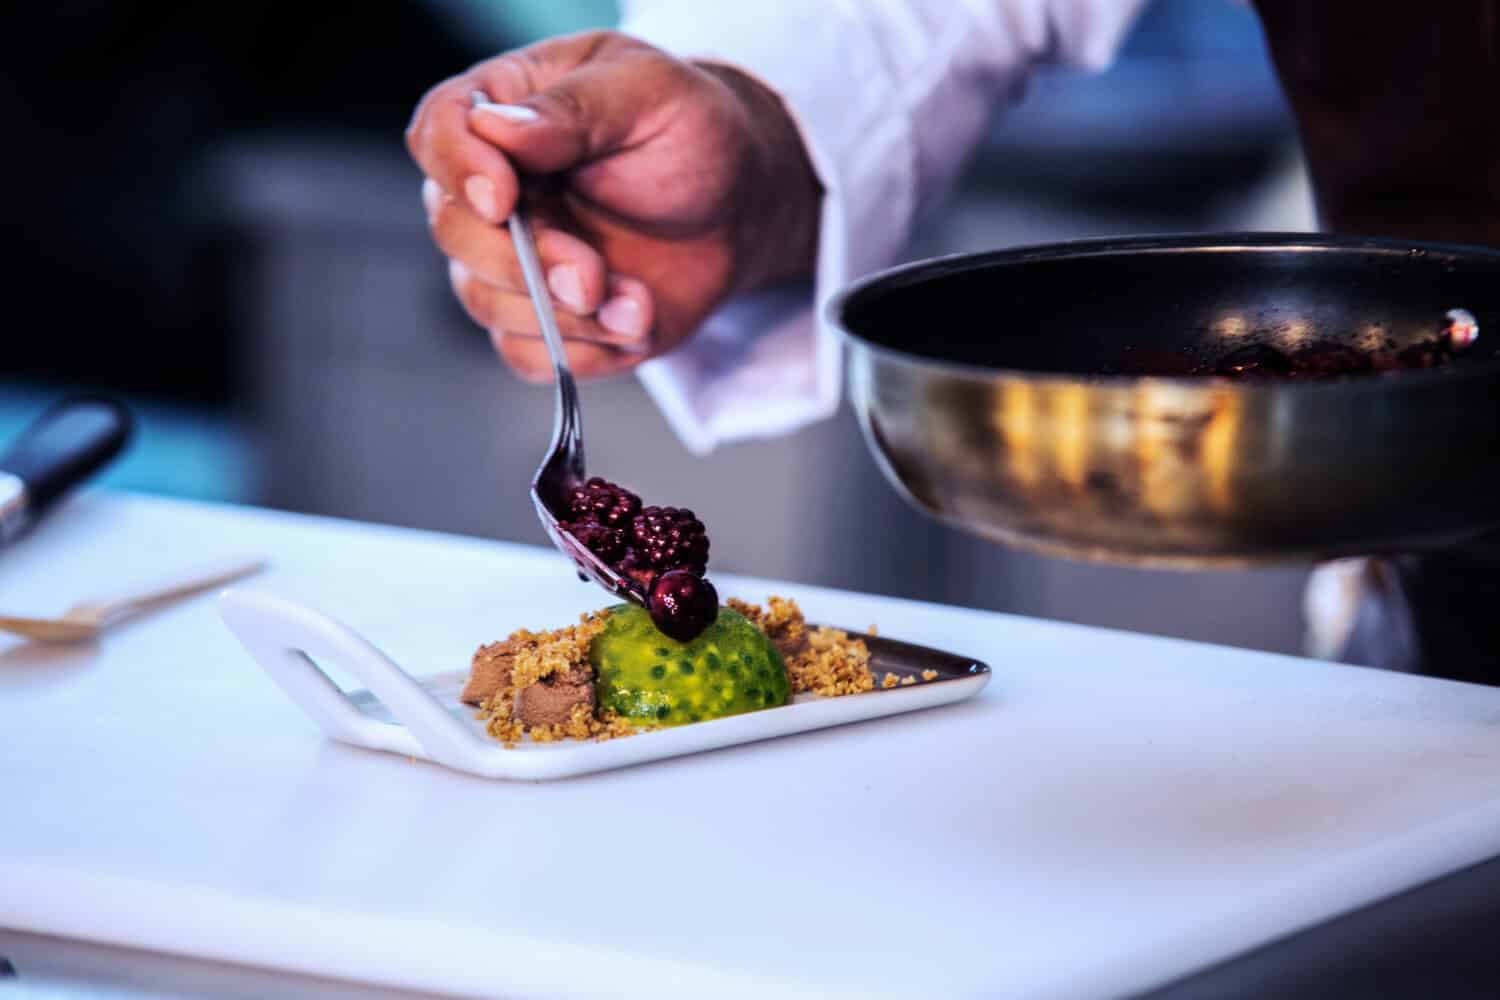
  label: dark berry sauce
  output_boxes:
[1115,309,1479,381]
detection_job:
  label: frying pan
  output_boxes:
[831,234,1500,567]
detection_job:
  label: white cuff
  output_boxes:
[635,285,828,454]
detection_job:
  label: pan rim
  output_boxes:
[828,232,1500,391]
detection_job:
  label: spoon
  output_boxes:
[0,556,265,643]
[468,91,648,608]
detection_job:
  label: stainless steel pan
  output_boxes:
[832,234,1500,567]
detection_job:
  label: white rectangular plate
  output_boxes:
[219,589,990,781]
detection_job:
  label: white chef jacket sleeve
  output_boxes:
[619,0,1148,454]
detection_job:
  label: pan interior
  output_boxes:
[838,239,1500,377]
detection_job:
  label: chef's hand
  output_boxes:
[407,31,821,382]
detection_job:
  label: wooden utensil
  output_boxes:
[0,557,266,642]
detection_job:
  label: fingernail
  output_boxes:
[448,258,470,286]
[547,265,586,313]
[464,175,497,221]
[599,296,646,339]
[421,178,443,219]
[473,101,540,123]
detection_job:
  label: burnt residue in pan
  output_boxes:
[1106,308,1480,380]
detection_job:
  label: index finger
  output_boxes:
[405,72,521,223]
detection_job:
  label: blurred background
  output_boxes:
[1,0,1320,654]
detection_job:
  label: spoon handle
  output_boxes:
[509,210,583,467]
[507,203,567,372]
[75,557,267,626]
[470,91,585,484]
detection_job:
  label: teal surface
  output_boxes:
[0,384,260,504]
[428,0,619,48]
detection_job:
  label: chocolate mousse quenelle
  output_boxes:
[563,477,718,642]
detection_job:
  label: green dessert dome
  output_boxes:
[590,604,790,726]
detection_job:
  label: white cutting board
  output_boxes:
[7,492,1500,999]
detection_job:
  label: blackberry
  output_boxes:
[565,519,626,562]
[614,547,658,590]
[555,479,715,608]
[632,507,709,574]
[567,477,641,527]
[1206,343,1292,378]
[648,570,719,642]
[1288,344,1375,377]
[1394,336,1453,370]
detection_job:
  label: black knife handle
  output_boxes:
[0,396,134,514]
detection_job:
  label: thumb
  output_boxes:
[469,48,673,175]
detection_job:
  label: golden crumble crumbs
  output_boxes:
[523,703,639,744]
[733,596,879,698]
[507,612,607,690]
[728,595,805,645]
[799,625,878,697]
[478,612,646,746]
[470,596,940,748]
[884,669,938,687]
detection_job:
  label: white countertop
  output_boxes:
[7,492,1500,999]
